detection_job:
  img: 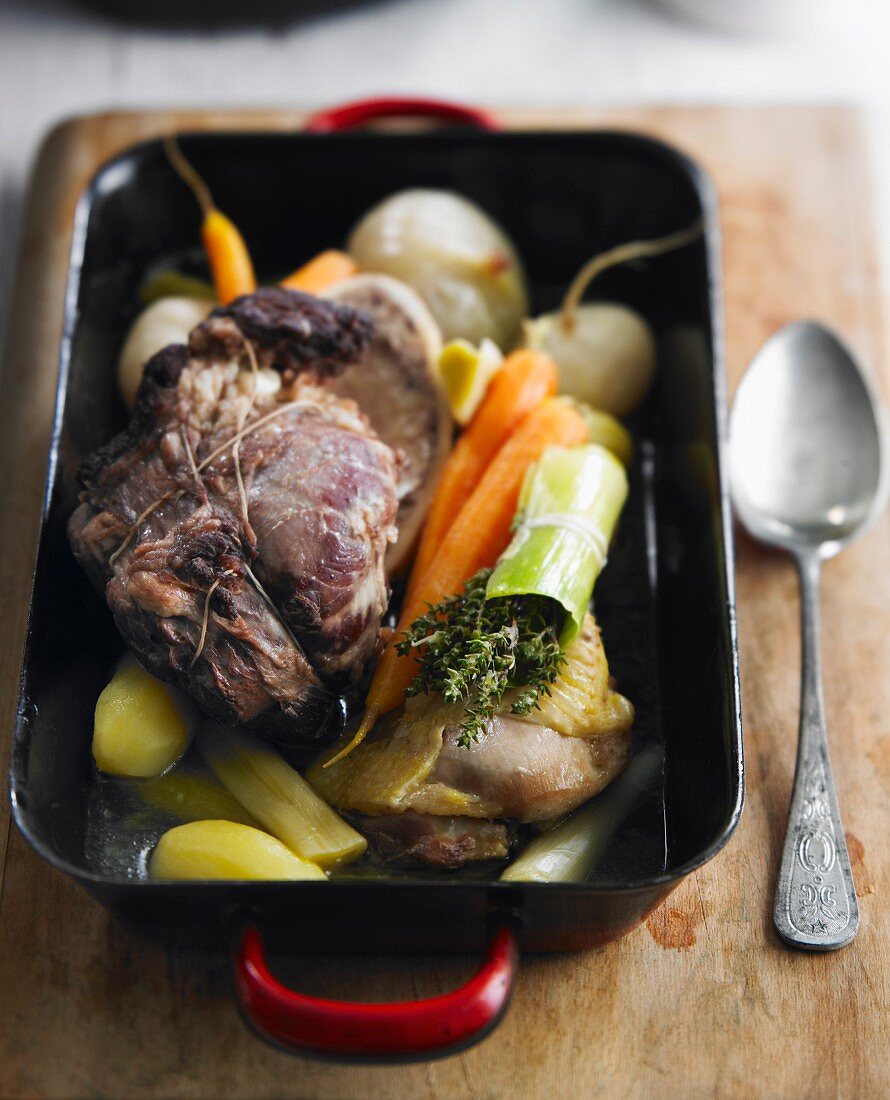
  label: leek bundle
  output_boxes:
[399,441,629,746]
[486,443,628,642]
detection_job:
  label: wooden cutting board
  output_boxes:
[0,106,887,1100]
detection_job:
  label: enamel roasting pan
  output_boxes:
[9,99,744,1060]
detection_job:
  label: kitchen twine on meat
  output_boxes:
[508,512,609,562]
[188,571,231,669]
[106,323,316,668]
[108,332,308,569]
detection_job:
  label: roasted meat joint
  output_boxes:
[67,161,708,882]
[69,288,403,750]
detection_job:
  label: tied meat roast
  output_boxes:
[69,289,400,751]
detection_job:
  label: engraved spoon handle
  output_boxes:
[773,551,859,950]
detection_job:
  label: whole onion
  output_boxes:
[348,189,529,348]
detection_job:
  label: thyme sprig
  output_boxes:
[395,569,566,748]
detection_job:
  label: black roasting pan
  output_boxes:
[8,102,743,1058]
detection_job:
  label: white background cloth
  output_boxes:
[1,0,888,345]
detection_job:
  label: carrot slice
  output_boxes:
[328,397,588,765]
[408,348,559,598]
[280,250,358,294]
[202,209,257,305]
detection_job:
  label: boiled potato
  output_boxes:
[117,296,211,407]
[348,189,528,347]
[93,657,195,778]
[149,820,326,881]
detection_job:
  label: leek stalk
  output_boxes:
[197,724,366,870]
[139,270,215,304]
[486,444,628,642]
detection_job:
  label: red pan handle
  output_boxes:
[304,96,499,134]
[234,924,518,1059]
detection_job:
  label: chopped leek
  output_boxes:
[139,769,259,827]
[197,724,366,870]
[486,444,628,642]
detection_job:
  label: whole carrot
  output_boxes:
[165,137,256,305]
[280,250,358,294]
[408,348,559,597]
[327,397,588,765]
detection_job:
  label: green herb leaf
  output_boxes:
[395,570,566,748]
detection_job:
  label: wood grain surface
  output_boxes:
[0,106,887,1100]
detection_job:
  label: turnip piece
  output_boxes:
[525,305,656,416]
[523,220,703,416]
[569,400,634,466]
[324,274,451,574]
[117,296,211,407]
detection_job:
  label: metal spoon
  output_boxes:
[729,320,887,951]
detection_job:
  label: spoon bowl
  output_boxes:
[730,321,886,555]
[730,320,887,951]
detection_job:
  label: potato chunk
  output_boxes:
[93,658,195,777]
[149,820,326,881]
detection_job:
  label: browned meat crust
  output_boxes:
[353,812,511,868]
[69,290,398,751]
[196,287,373,380]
